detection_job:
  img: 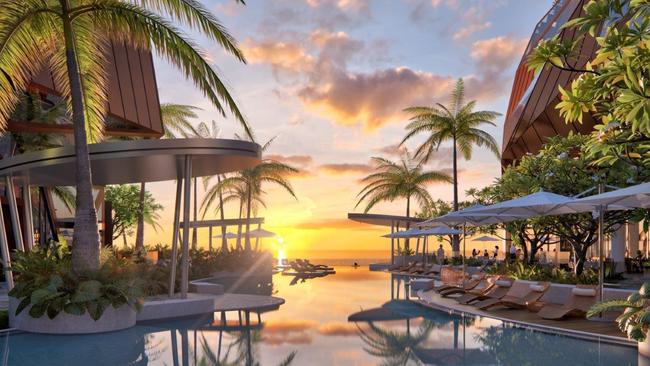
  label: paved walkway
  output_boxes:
[417,289,632,347]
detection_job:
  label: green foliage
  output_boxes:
[588,280,650,341]
[528,0,650,170]
[0,309,7,329]
[105,184,163,242]
[8,245,144,320]
[356,151,451,215]
[485,262,598,285]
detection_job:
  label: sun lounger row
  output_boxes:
[434,273,599,320]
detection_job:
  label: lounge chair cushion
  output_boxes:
[471,274,482,280]
[495,280,512,287]
[530,284,545,292]
[572,287,596,297]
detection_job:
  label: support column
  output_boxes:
[21,178,34,251]
[0,199,13,289]
[390,221,395,265]
[628,222,640,256]
[180,156,192,298]
[168,177,183,298]
[611,225,626,273]
[209,226,213,252]
[5,177,24,252]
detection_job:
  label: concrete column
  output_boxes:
[390,221,394,265]
[209,226,213,252]
[628,222,640,256]
[5,177,24,252]
[168,177,183,298]
[180,156,192,298]
[0,199,13,289]
[21,178,34,251]
[611,225,626,273]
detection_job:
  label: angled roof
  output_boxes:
[347,213,424,228]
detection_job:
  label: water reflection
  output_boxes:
[0,267,640,365]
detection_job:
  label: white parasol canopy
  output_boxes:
[212,232,239,239]
[470,190,579,218]
[566,181,650,210]
[422,204,528,227]
[473,235,500,242]
[244,228,277,238]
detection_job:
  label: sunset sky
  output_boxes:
[140,0,553,260]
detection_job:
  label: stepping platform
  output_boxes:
[138,293,284,322]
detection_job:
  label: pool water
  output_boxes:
[0,267,639,365]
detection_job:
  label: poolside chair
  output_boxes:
[437,273,487,296]
[476,281,551,310]
[536,285,598,320]
[457,277,514,305]
[424,264,443,276]
[452,276,499,304]
[435,269,482,292]
[526,285,573,313]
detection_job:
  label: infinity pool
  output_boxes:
[0,267,639,365]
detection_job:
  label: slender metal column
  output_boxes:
[21,177,34,251]
[209,226,213,252]
[5,177,24,252]
[462,223,467,280]
[168,177,183,297]
[597,191,605,303]
[180,155,192,298]
[0,200,13,289]
[390,221,395,265]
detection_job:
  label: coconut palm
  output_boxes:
[218,137,298,251]
[401,78,500,254]
[355,152,451,247]
[0,0,250,272]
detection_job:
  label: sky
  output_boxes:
[140,0,553,260]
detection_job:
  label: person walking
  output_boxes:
[437,244,445,264]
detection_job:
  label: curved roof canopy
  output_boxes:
[0,138,261,186]
[347,213,424,227]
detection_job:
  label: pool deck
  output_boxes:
[416,289,633,347]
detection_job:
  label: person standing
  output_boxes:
[493,246,499,260]
[471,248,477,258]
[437,244,445,264]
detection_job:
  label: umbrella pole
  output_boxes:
[598,203,604,303]
[462,223,466,281]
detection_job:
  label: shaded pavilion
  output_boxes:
[0,138,260,299]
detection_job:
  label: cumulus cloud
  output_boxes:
[266,154,314,167]
[319,163,373,175]
[318,322,359,336]
[374,143,406,157]
[241,39,314,77]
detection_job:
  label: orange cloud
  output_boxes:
[319,163,373,175]
[241,39,314,75]
[266,154,314,167]
[318,322,359,336]
[261,319,316,345]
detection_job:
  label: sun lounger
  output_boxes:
[457,277,513,305]
[433,267,466,292]
[526,285,573,313]
[536,285,598,320]
[476,281,550,310]
[452,276,499,303]
[436,273,485,295]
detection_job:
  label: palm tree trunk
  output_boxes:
[451,135,460,256]
[245,184,252,251]
[135,182,145,251]
[192,178,197,250]
[218,175,227,252]
[62,1,100,272]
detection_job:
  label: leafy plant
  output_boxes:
[587,282,650,342]
[9,245,144,321]
[484,262,598,285]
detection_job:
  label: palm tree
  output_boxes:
[135,103,200,250]
[218,137,298,251]
[401,78,500,254]
[357,320,436,365]
[356,152,451,249]
[0,0,250,272]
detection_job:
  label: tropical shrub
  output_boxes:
[588,282,650,342]
[9,245,144,320]
[484,262,598,285]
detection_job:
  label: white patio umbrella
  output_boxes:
[382,228,425,239]
[212,232,239,239]
[474,235,500,242]
[546,182,650,302]
[470,190,579,217]
[244,228,277,238]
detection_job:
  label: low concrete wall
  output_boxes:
[137,295,216,322]
[9,297,136,334]
[190,281,224,295]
